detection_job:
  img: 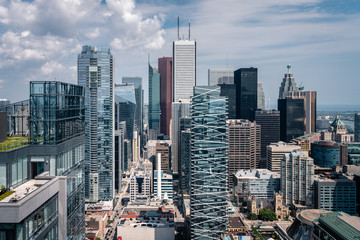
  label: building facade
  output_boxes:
[78,45,114,201]
[257,82,265,110]
[219,83,236,119]
[228,119,260,188]
[310,141,348,168]
[281,150,314,206]
[153,170,173,199]
[208,68,234,86]
[173,40,196,102]
[278,64,299,99]
[255,110,280,168]
[129,169,151,202]
[148,64,161,136]
[158,57,173,136]
[234,67,257,120]
[267,141,301,174]
[190,86,228,240]
[355,113,360,142]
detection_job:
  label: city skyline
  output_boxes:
[0,0,359,106]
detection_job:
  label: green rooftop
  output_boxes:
[0,137,29,151]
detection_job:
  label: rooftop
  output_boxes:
[0,136,28,151]
[228,217,245,228]
[234,169,280,179]
[297,209,331,226]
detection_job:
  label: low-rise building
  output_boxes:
[130,169,151,203]
[290,132,321,150]
[310,141,348,168]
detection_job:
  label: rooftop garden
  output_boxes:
[0,185,15,201]
[0,137,29,151]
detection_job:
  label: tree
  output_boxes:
[0,185,6,195]
[258,208,277,221]
[248,212,258,220]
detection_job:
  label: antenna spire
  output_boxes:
[177,16,180,40]
[188,20,191,40]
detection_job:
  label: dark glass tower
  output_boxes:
[190,86,228,240]
[355,113,360,142]
[234,67,258,120]
[218,83,236,119]
[278,98,305,142]
[148,64,161,134]
[159,57,172,136]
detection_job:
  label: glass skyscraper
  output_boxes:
[190,86,228,240]
[148,64,161,134]
[78,45,114,201]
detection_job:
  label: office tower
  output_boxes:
[278,98,305,142]
[148,64,161,138]
[0,81,86,239]
[208,68,234,86]
[284,90,317,134]
[255,110,280,168]
[173,40,196,101]
[310,141,348,167]
[78,45,114,201]
[219,83,236,119]
[115,121,125,193]
[267,141,301,174]
[228,119,260,188]
[154,170,173,199]
[354,174,360,215]
[171,99,191,174]
[257,82,265,110]
[234,67,258,120]
[115,83,136,170]
[122,77,144,153]
[278,64,299,99]
[155,142,170,172]
[355,113,360,142]
[178,117,191,186]
[159,57,173,136]
[180,129,191,194]
[314,178,356,215]
[190,86,228,240]
[281,149,314,206]
[233,169,280,205]
[129,168,151,202]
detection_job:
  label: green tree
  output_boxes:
[248,212,258,220]
[258,208,277,221]
[0,185,6,195]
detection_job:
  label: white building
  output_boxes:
[208,68,234,86]
[173,40,196,102]
[267,141,301,174]
[130,169,151,202]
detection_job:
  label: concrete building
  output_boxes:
[290,132,321,150]
[234,67,257,120]
[314,177,356,215]
[278,64,299,99]
[255,110,280,168]
[267,141,301,174]
[144,140,171,162]
[158,57,172,136]
[233,169,280,205]
[155,143,171,172]
[310,141,348,168]
[257,82,265,110]
[281,150,314,206]
[129,169,151,203]
[208,68,234,86]
[78,45,114,201]
[173,40,196,102]
[228,119,260,188]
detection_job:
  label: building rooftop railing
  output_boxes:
[0,137,29,151]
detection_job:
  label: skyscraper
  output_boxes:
[267,141,301,174]
[234,67,258,120]
[228,119,261,188]
[278,98,305,142]
[173,40,196,101]
[278,64,299,99]
[115,83,136,171]
[281,149,314,206]
[355,113,360,142]
[122,77,144,155]
[255,110,280,168]
[208,68,234,86]
[159,57,172,136]
[148,64,161,137]
[78,45,114,201]
[190,86,228,240]
[219,83,236,119]
[257,82,265,110]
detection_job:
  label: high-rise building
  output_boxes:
[154,170,173,199]
[284,90,317,135]
[234,67,258,120]
[255,110,280,168]
[159,57,173,136]
[171,99,191,174]
[267,141,301,174]
[122,77,144,155]
[208,68,234,86]
[155,142,171,172]
[78,45,114,201]
[173,40,196,101]
[278,64,299,99]
[180,129,191,195]
[257,82,265,110]
[218,83,236,119]
[115,121,125,193]
[0,81,86,239]
[355,113,360,142]
[148,64,161,137]
[228,119,260,188]
[281,149,314,206]
[314,177,356,215]
[190,86,228,240]
[115,84,136,170]
[278,98,305,142]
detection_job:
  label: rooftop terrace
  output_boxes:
[0,136,28,151]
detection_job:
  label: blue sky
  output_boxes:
[0,0,359,105]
